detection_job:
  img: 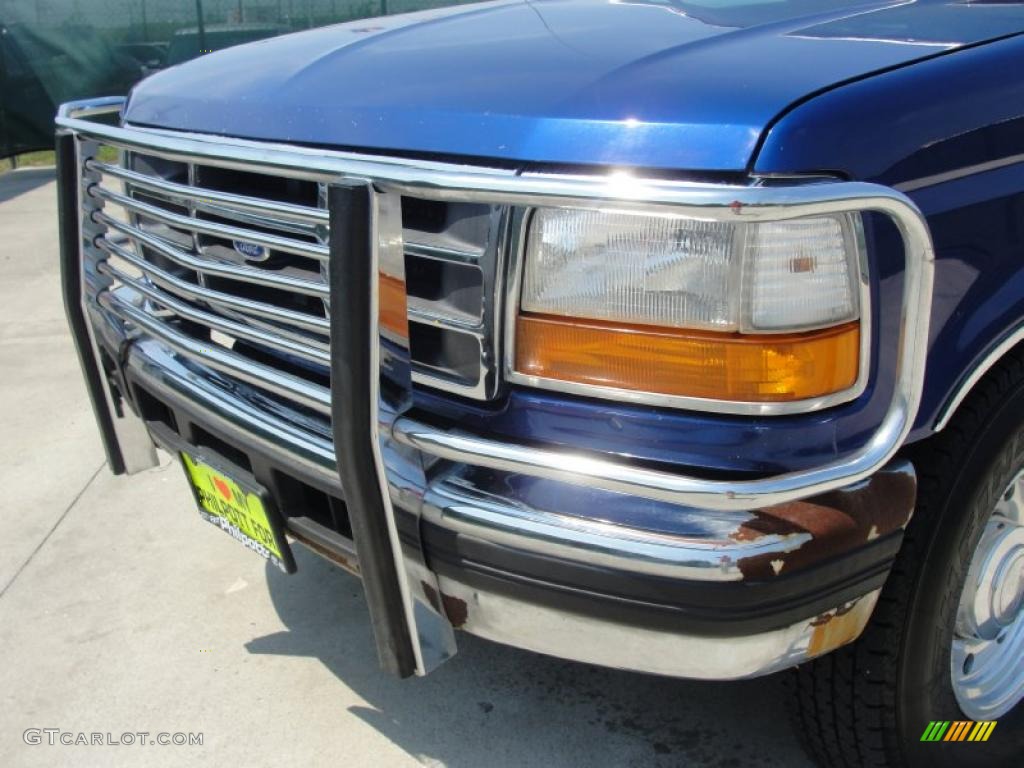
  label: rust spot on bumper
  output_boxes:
[440,593,469,629]
[420,580,469,628]
[734,460,916,580]
[807,594,878,657]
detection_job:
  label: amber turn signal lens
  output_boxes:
[378,272,409,339]
[515,313,860,402]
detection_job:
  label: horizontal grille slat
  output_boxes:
[191,200,321,239]
[95,212,329,298]
[95,237,331,337]
[407,304,485,335]
[90,185,330,262]
[87,160,329,227]
[98,263,330,366]
[97,290,332,415]
[405,241,481,264]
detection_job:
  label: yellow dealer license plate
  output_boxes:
[181,451,294,573]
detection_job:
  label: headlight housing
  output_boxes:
[512,207,867,409]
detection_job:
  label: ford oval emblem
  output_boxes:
[232,240,269,262]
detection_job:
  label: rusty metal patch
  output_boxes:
[806,593,879,657]
[734,460,916,580]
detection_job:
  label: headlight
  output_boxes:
[513,207,866,406]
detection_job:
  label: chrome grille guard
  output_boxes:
[56,97,935,677]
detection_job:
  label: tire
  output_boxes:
[789,353,1024,768]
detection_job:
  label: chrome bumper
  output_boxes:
[57,97,933,681]
[436,580,882,680]
[121,331,913,680]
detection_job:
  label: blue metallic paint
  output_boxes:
[123,1,1024,478]
[125,0,1021,172]
[755,33,1024,441]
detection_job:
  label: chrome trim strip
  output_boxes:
[423,478,803,582]
[56,104,927,218]
[392,408,881,512]
[90,185,330,261]
[96,290,332,415]
[437,576,882,680]
[934,322,1024,431]
[96,237,330,335]
[88,159,328,226]
[896,153,1024,194]
[95,212,329,297]
[405,241,482,264]
[97,263,330,366]
[407,303,485,335]
[410,369,484,398]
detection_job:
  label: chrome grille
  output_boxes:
[79,141,499,435]
[400,198,505,399]
[82,145,332,422]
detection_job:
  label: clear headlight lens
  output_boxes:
[742,216,859,331]
[522,208,861,333]
[515,207,865,404]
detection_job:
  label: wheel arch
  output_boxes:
[935,324,1024,433]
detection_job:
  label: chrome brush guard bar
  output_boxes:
[57,97,934,676]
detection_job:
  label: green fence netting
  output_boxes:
[0,0,475,157]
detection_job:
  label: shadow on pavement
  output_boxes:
[248,547,812,768]
[0,167,55,204]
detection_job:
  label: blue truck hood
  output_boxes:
[124,0,1024,172]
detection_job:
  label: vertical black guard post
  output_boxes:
[328,183,417,678]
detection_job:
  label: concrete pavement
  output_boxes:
[0,168,812,767]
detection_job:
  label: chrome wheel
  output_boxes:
[951,469,1024,720]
